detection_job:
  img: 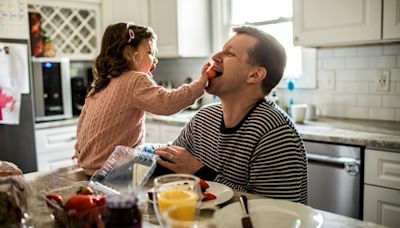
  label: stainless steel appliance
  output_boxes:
[32,57,72,121]
[305,140,363,219]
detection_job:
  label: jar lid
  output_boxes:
[107,192,137,209]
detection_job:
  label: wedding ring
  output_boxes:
[169,153,174,162]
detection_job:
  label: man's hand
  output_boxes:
[155,146,204,174]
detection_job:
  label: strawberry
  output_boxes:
[76,186,94,195]
[206,67,222,79]
[64,194,97,213]
[46,193,64,207]
[92,195,106,207]
[202,192,217,201]
[199,179,209,192]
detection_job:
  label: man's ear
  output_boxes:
[247,67,267,83]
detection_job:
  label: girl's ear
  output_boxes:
[247,67,267,84]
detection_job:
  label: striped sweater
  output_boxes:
[173,99,308,204]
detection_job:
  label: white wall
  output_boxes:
[277,44,400,121]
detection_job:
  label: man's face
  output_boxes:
[206,34,258,97]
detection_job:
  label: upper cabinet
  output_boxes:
[28,0,102,60]
[149,0,211,58]
[293,0,400,47]
[102,0,149,31]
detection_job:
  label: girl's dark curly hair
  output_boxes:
[87,23,157,97]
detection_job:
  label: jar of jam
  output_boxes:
[105,192,141,228]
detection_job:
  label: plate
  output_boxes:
[214,199,323,228]
[146,181,234,208]
[201,182,234,208]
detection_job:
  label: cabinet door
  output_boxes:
[149,0,211,57]
[293,0,381,46]
[364,149,400,190]
[149,0,179,57]
[102,0,149,31]
[160,124,183,144]
[383,0,400,40]
[364,185,400,227]
[35,125,77,171]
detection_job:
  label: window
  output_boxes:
[212,0,316,88]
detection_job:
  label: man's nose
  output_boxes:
[212,52,223,63]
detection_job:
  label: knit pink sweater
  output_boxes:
[74,71,204,175]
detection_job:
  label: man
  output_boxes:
[155,26,308,204]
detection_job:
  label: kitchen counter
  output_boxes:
[24,165,386,228]
[147,111,400,151]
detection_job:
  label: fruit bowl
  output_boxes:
[43,181,108,228]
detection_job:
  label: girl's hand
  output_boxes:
[199,62,212,88]
[155,146,204,174]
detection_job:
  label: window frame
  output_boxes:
[211,0,317,89]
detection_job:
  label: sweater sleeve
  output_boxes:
[131,73,205,115]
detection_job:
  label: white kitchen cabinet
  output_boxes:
[145,122,184,144]
[28,0,102,60]
[363,148,400,227]
[160,124,183,143]
[35,125,77,171]
[102,0,149,31]
[383,0,400,40]
[293,0,400,46]
[149,0,211,57]
[145,122,161,143]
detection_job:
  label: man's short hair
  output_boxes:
[233,26,287,94]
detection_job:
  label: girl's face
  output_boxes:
[134,38,158,74]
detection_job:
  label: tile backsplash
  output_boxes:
[276,44,400,122]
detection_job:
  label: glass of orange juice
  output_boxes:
[153,174,201,224]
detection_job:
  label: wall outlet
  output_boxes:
[375,70,390,92]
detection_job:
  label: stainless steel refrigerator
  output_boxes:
[0,0,37,173]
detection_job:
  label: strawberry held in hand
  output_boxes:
[206,66,222,79]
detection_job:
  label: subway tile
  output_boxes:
[396,109,400,121]
[312,93,333,105]
[383,45,400,55]
[343,107,369,119]
[334,47,357,57]
[390,69,400,81]
[356,94,381,107]
[323,58,345,69]
[335,70,376,81]
[336,82,369,93]
[398,55,400,67]
[397,82,400,93]
[369,107,396,121]
[318,48,334,58]
[382,95,400,108]
[357,46,382,56]
[317,71,335,90]
[318,59,323,69]
[368,81,396,94]
[319,105,344,118]
[332,94,356,105]
[345,57,370,69]
[370,56,397,68]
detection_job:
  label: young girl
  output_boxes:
[74,23,209,175]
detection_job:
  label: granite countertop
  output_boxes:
[24,165,386,228]
[147,111,400,151]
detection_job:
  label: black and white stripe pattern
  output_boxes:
[174,99,308,204]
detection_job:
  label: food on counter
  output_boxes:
[105,193,141,227]
[45,184,107,228]
[46,194,64,207]
[76,186,94,195]
[202,192,217,201]
[0,161,29,226]
[207,66,222,79]
[0,161,23,176]
[0,191,23,225]
[199,179,217,202]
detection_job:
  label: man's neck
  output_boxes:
[220,96,262,128]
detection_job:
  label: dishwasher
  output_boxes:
[304,140,363,219]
